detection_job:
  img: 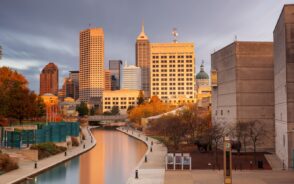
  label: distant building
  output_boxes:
[104,70,111,91]
[69,71,79,100]
[211,41,274,149]
[59,97,79,120]
[136,23,151,97]
[109,60,122,90]
[274,4,294,168]
[196,62,211,107]
[150,42,196,104]
[40,62,59,96]
[79,28,104,102]
[122,65,142,90]
[103,90,141,114]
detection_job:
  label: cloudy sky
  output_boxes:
[0,0,293,92]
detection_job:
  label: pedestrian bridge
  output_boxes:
[88,115,128,122]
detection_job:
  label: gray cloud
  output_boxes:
[0,0,293,92]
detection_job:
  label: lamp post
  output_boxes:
[223,136,232,184]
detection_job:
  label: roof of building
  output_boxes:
[196,62,209,80]
[136,22,148,40]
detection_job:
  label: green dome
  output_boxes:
[196,63,209,79]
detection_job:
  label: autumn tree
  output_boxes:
[76,102,89,117]
[111,106,119,115]
[137,90,145,105]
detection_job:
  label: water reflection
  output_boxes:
[25,129,147,184]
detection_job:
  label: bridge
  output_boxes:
[88,115,128,122]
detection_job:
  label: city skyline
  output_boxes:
[0,0,293,92]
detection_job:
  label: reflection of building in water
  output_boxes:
[195,61,211,108]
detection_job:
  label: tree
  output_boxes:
[150,113,188,150]
[76,102,89,117]
[247,120,268,163]
[137,90,145,105]
[234,122,250,152]
[111,106,119,115]
[206,123,225,168]
[178,104,210,143]
[127,106,134,114]
[6,83,33,124]
[90,107,95,116]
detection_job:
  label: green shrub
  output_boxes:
[30,142,67,159]
[0,153,19,172]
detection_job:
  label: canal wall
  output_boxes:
[0,126,97,184]
[117,127,167,184]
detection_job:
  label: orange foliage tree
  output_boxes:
[128,96,175,126]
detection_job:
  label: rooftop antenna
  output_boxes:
[172,28,179,43]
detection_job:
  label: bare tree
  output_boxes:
[234,122,250,153]
[207,123,225,168]
[247,120,268,163]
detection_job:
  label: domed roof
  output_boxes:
[196,62,209,80]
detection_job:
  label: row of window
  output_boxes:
[104,97,136,100]
[152,55,193,59]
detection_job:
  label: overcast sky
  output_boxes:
[0,0,293,92]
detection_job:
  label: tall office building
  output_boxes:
[104,70,111,91]
[40,62,59,95]
[79,28,104,102]
[274,4,294,168]
[109,60,122,90]
[69,71,79,100]
[122,65,142,90]
[150,42,196,104]
[136,23,150,97]
[211,41,274,149]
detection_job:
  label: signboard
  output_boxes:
[211,70,218,87]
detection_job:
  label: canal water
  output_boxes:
[25,129,147,184]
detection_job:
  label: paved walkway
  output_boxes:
[165,170,294,184]
[117,127,167,184]
[0,126,96,184]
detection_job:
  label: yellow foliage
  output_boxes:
[128,96,175,125]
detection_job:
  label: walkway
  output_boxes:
[117,127,167,184]
[0,126,96,184]
[165,170,294,184]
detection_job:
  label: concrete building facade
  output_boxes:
[102,90,140,114]
[109,60,122,90]
[274,4,294,168]
[40,62,59,96]
[79,28,104,102]
[150,42,196,104]
[211,41,274,149]
[122,65,142,90]
[136,23,151,98]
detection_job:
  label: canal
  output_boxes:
[25,129,147,184]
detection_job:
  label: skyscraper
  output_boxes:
[104,70,111,91]
[136,23,150,98]
[69,71,79,100]
[150,42,196,104]
[122,65,142,90]
[40,62,59,95]
[109,60,122,90]
[79,28,104,102]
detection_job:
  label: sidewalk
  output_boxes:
[0,126,96,184]
[165,170,294,184]
[117,127,167,184]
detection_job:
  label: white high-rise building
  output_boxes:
[122,65,142,90]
